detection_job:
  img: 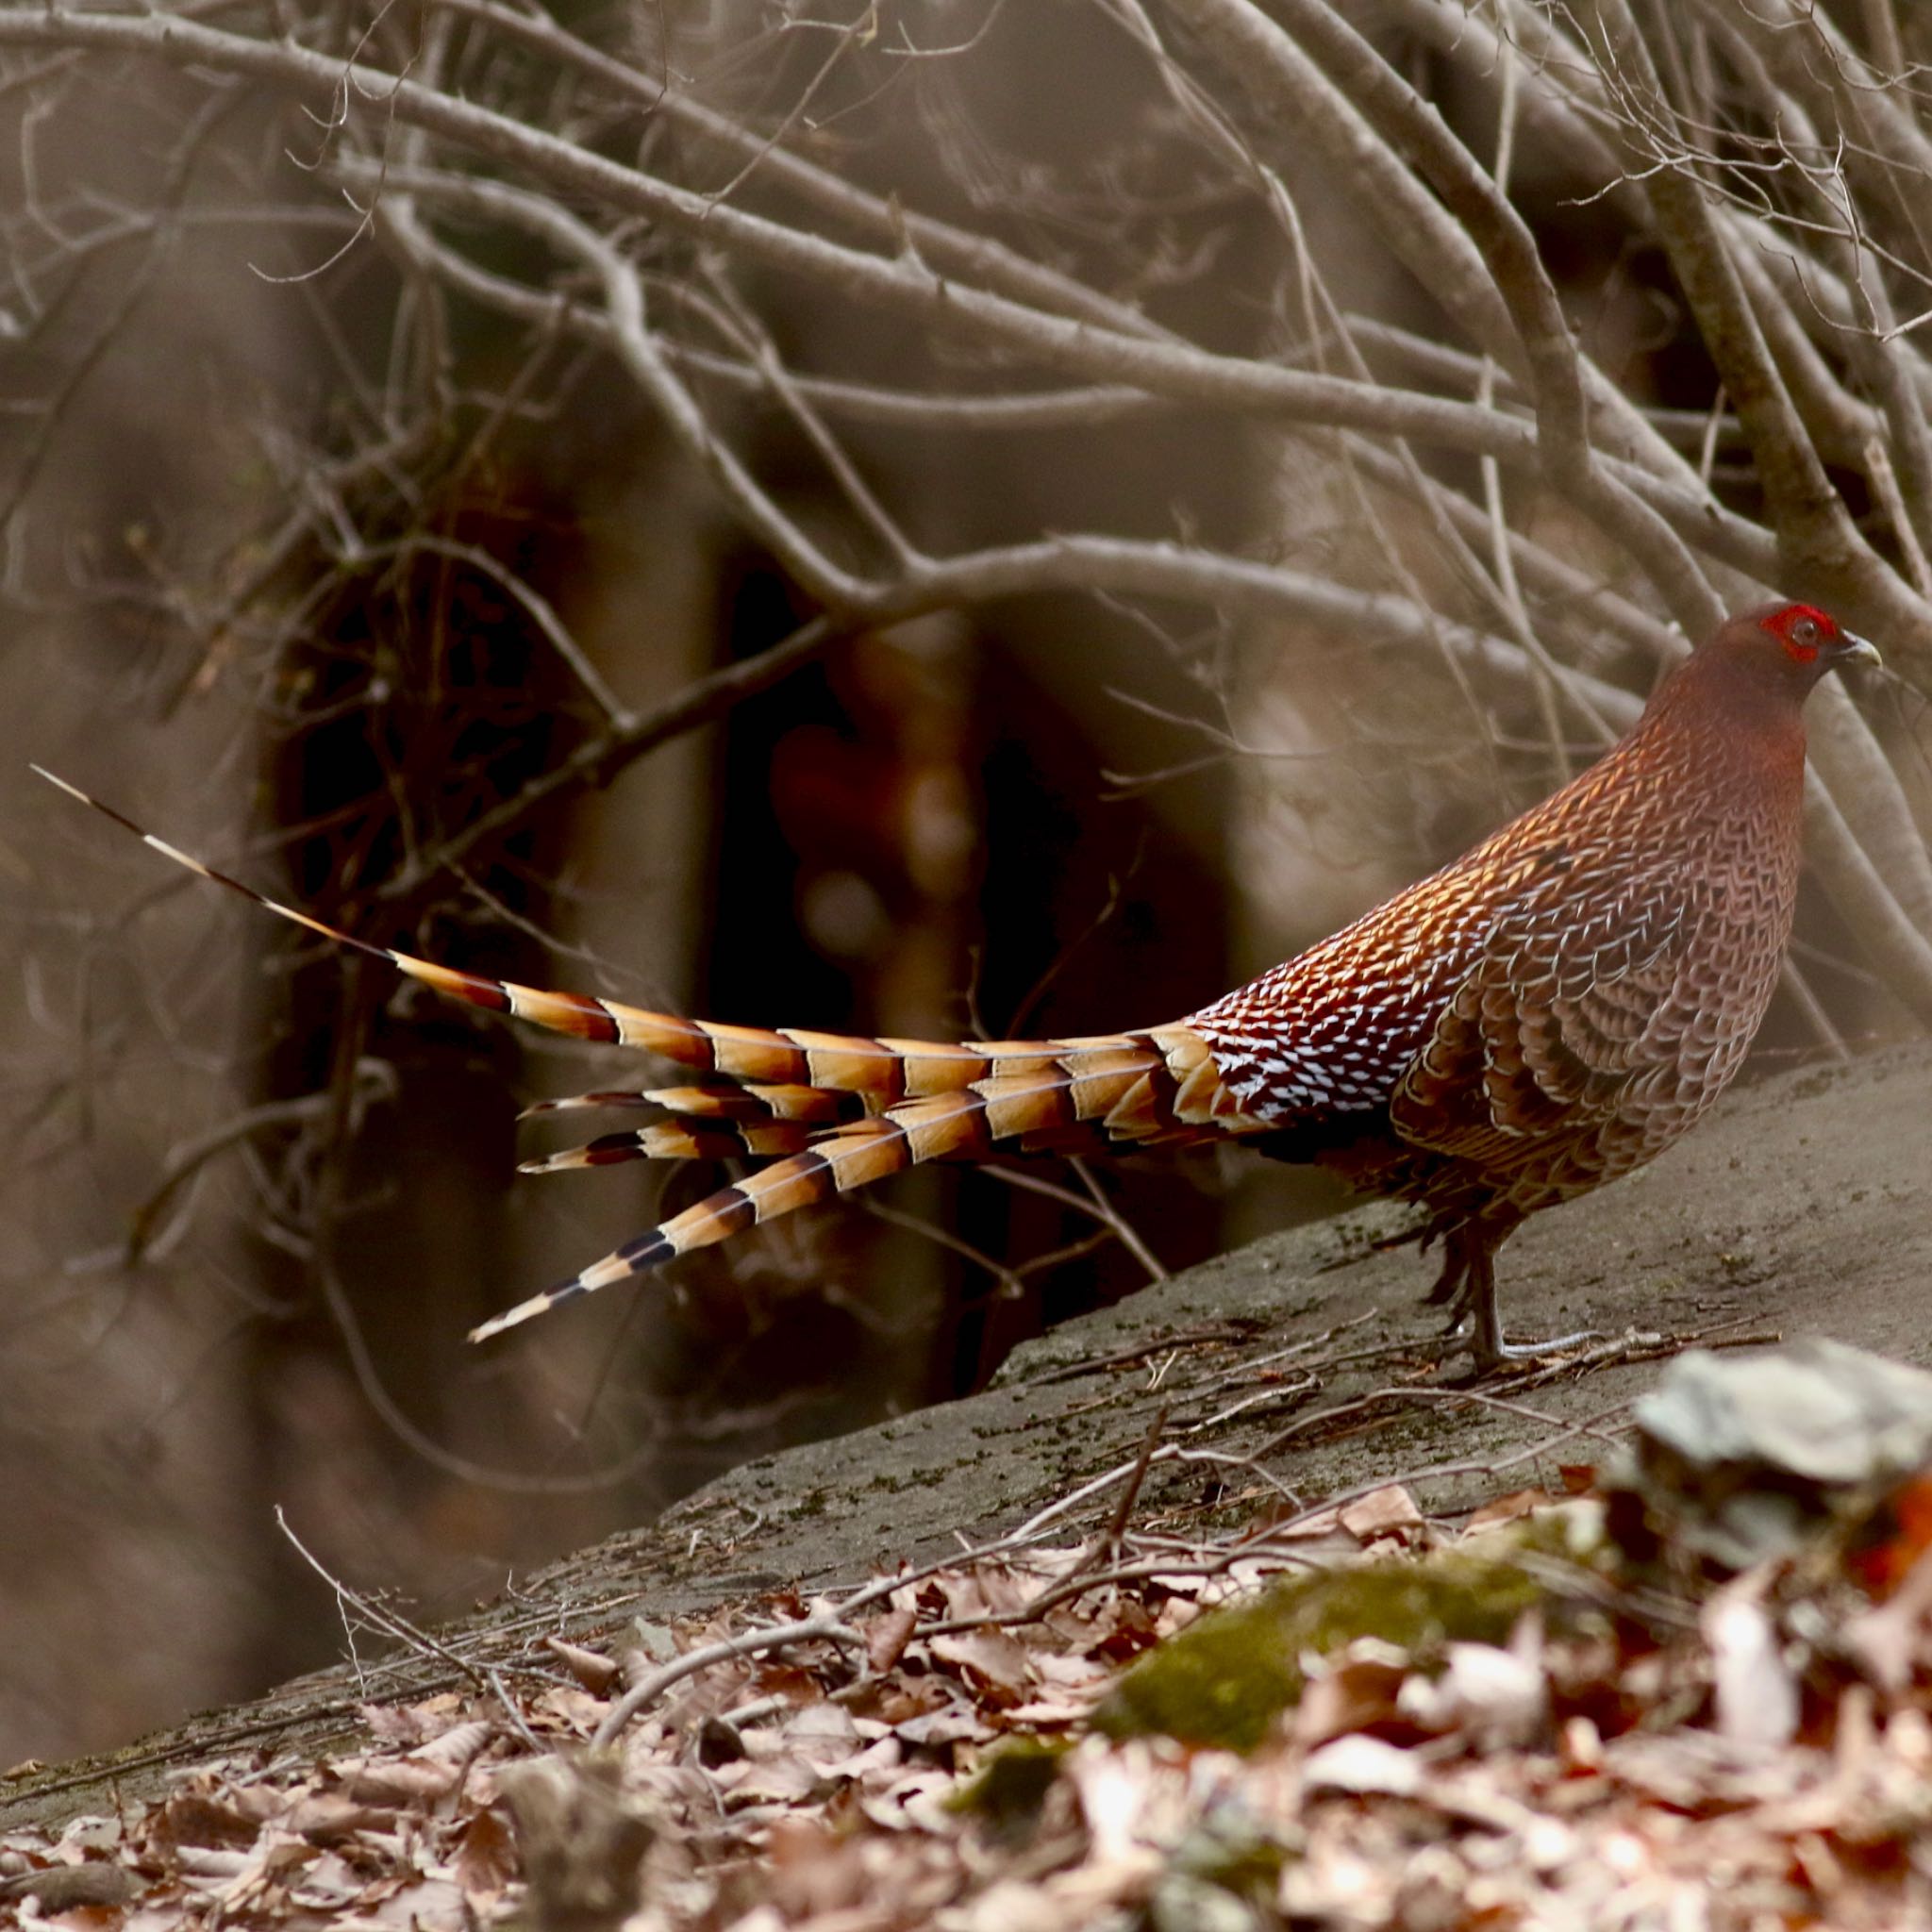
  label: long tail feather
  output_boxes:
[40,768,1268,1341]
[519,1118,821,1172]
[33,767,1145,1107]
[522,1083,862,1124]
[472,1040,1268,1340]
[519,1091,663,1117]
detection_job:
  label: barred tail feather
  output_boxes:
[517,1080,864,1167]
[519,1091,662,1117]
[519,1117,821,1171]
[34,768,1155,1108]
[473,1035,1271,1340]
[522,1083,862,1124]
[34,767,808,1075]
[39,767,1273,1342]
[471,1115,924,1341]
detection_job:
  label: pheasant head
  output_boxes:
[1684,601,1880,704]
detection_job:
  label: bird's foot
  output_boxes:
[1471,1323,1603,1367]
[1433,1294,1602,1374]
[1449,1319,1674,1381]
[1475,1329,1599,1359]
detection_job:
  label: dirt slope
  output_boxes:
[7,1039,1928,1830]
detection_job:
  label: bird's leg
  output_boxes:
[1427,1218,1597,1372]
[1421,1224,1509,1366]
[1459,1237,1507,1369]
[1422,1223,1473,1308]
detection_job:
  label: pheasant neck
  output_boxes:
[1628,653,1810,821]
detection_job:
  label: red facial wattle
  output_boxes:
[1760,602,1837,664]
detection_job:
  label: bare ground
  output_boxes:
[6,1037,1929,1833]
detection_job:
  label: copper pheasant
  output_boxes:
[37,602,1878,1368]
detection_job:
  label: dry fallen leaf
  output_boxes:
[0,1862,138,1911]
[867,1605,920,1676]
[930,1629,1038,1704]
[452,1804,518,1904]
[498,1753,653,1932]
[545,1636,622,1694]
[1292,1640,1408,1749]
[1301,1734,1423,1798]
[1398,1629,1549,1750]
[1845,1540,1932,1694]
[1466,1488,1559,1531]
[1702,1575,1798,1751]
[1338,1484,1425,1542]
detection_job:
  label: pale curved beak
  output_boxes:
[1840,631,1882,668]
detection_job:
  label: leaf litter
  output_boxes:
[10,1340,1932,1925]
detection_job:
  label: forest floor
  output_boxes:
[5,1039,1931,1927]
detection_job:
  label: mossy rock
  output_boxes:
[1094,1548,1563,1754]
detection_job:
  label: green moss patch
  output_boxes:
[948,1739,1070,1845]
[1094,1553,1552,1753]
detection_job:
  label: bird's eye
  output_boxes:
[1791,617,1820,646]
